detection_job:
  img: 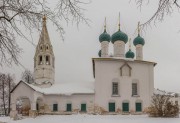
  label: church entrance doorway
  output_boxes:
[36,97,44,114]
[16,97,31,116]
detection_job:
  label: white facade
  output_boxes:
[10,18,157,118]
[93,58,155,113]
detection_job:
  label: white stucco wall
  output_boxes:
[11,82,43,110]
[43,94,94,113]
[94,59,155,113]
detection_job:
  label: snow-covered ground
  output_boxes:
[0,114,180,123]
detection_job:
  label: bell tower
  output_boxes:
[34,16,55,86]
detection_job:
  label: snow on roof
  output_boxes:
[26,81,95,95]
[154,88,180,97]
[92,57,157,65]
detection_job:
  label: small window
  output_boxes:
[81,104,86,112]
[122,102,129,112]
[132,83,138,96]
[109,102,115,112]
[36,103,39,111]
[53,104,58,111]
[136,102,142,112]
[39,55,43,65]
[46,56,50,65]
[112,82,118,95]
[46,45,49,50]
[40,45,43,50]
[66,104,72,112]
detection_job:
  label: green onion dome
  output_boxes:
[133,35,145,46]
[125,49,135,58]
[111,30,128,44]
[98,50,101,57]
[99,30,111,42]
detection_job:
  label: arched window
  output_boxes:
[46,55,50,65]
[39,55,43,65]
[112,82,118,95]
[40,45,43,50]
[46,44,49,50]
[132,79,139,96]
[112,78,120,96]
[132,83,138,96]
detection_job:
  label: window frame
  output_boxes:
[39,55,43,65]
[45,55,50,65]
[132,83,138,96]
[135,102,142,112]
[108,102,115,112]
[53,104,58,112]
[122,102,129,112]
[81,103,87,112]
[66,103,72,112]
[112,82,119,96]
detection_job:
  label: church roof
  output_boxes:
[38,16,52,46]
[11,81,94,95]
[34,16,54,57]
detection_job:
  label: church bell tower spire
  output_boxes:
[34,15,55,87]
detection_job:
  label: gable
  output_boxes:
[11,81,35,94]
[11,81,36,93]
[120,62,132,76]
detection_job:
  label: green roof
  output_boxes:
[125,49,135,58]
[99,31,111,42]
[133,35,145,46]
[111,30,128,44]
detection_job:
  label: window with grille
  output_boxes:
[132,83,138,96]
[112,82,118,95]
[53,104,58,111]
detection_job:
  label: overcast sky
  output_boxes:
[1,0,180,93]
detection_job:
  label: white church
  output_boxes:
[10,16,157,118]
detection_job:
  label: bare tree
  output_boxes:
[135,0,180,28]
[0,0,89,66]
[0,73,15,116]
[21,69,34,84]
[147,94,179,117]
